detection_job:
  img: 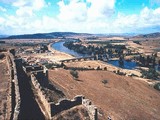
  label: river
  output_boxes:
[51,41,88,57]
[108,60,137,70]
[51,41,146,70]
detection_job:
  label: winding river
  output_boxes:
[52,41,88,57]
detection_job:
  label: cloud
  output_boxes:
[57,0,115,22]
[0,6,6,12]
[0,17,5,24]
[87,0,115,21]
[0,0,17,4]
[0,0,160,34]
[12,0,46,16]
[113,7,160,33]
[12,0,46,10]
[56,0,116,33]
[58,0,88,22]
[16,7,33,16]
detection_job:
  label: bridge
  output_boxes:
[59,55,119,63]
[60,56,95,63]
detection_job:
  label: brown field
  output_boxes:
[49,68,160,120]
[128,38,160,55]
[140,39,160,53]
[64,60,142,78]
[0,54,10,120]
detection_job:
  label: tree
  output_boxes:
[154,83,160,91]
[10,49,15,56]
[142,68,159,80]
[152,56,156,68]
[0,53,5,59]
[61,62,65,67]
[119,55,124,67]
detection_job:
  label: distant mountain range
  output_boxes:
[0,35,9,38]
[0,32,92,39]
[0,32,160,39]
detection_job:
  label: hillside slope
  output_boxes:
[49,69,160,120]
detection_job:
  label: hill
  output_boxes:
[1,32,160,39]
[133,32,160,38]
[1,32,92,39]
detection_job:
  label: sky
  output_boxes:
[0,0,160,35]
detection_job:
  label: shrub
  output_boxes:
[154,83,160,91]
[0,53,5,59]
[70,70,79,79]
[44,63,62,69]
[141,68,159,80]
[45,63,54,69]
[102,80,108,84]
[96,66,101,70]
[104,67,107,70]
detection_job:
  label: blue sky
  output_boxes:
[0,0,160,35]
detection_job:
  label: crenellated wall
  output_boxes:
[30,72,98,120]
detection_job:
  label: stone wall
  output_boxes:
[7,51,21,120]
[82,99,98,120]
[31,74,51,118]
[5,54,12,120]
[50,95,83,116]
